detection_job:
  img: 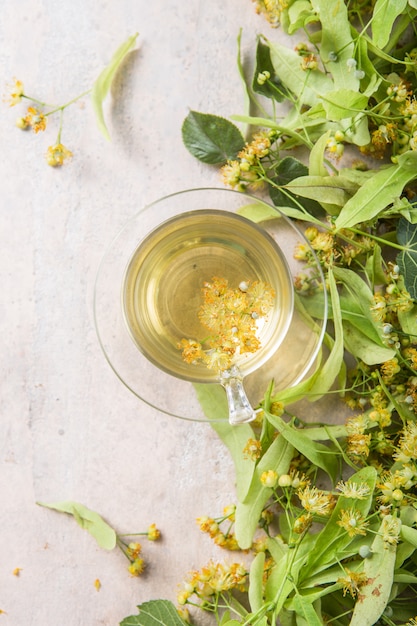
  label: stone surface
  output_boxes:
[0,3,341,625]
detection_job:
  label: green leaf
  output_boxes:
[398,303,417,338]
[310,0,358,91]
[286,0,318,34]
[91,33,138,141]
[396,217,417,299]
[350,516,400,626]
[320,89,368,121]
[264,412,339,482]
[343,320,396,364]
[252,38,287,102]
[292,595,323,626]
[120,600,189,626]
[37,500,117,550]
[249,552,266,613]
[285,175,357,207]
[234,435,294,548]
[267,38,334,107]
[194,383,255,502]
[371,0,408,49]
[309,131,330,177]
[270,157,324,217]
[300,466,378,580]
[335,151,417,229]
[400,523,417,548]
[181,111,245,165]
[305,268,345,399]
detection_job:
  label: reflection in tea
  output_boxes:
[122,209,294,383]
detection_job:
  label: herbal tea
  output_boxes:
[122,209,293,382]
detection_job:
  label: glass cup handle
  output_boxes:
[220,365,257,425]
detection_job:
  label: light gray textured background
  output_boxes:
[0,2,308,625]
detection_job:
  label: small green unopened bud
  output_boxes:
[16,116,29,130]
[358,545,372,559]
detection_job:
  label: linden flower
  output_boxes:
[336,480,371,499]
[381,357,401,383]
[177,338,204,364]
[220,160,243,189]
[25,106,47,133]
[243,437,262,461]
[260,469,278,488]
[126,542,142,560]
[337,508,369,537]
[394,421,417,463]
[381,516,400,546]
[46,143,73,166]
[346,433,371,459]
[196,516,219,538]
[214,532,240,551]
[293,513,313,534]
[337,568,368,598]
[377,471,405,505]
[128,557,146,576]
[297,485,336,517]
[7,78,24,106]
[147,523,161,541]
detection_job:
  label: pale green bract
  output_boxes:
[91,33,139,141]
[37,500,117,550]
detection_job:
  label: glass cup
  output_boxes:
[94,188,327,424]
[121,208,294,424]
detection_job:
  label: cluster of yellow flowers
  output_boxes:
[177,560,249,608]
[178,276,275,373]
[250,0,287,27]
[117,523,161,577]
[220,131,275,192]
[6,78,74,166]
[295,224,376,271]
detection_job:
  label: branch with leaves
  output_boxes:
[6,33,138,165]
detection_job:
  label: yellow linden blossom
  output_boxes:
[243,437,262,461]
[7,78,24,106]
[337,508,369,537]
[25,106,47,132]
[178,276,275,373]
[147,523,161,541]
[214,532,240,551]
[394,421,417,463]
[46,143,73,166]
[126,542,142,559]
[297,485,336,517]
[196,516,219,538]
[293,513,313,534]
[252,0,285,27]
[260,469,278,488]
[381,357,401,383]
[178,560,248,605]
[94,578,101,591]
[223,504,236,521]
[381,516,400,546]
[338,568,368,598]
[377,471,405,506]
[346,433,371,459]
[128,557,145,577]
[345,414,368,435]
[336,480,371,499]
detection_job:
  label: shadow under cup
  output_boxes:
[121,209,295,385]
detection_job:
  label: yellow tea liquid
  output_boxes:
[122,209,293,382]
